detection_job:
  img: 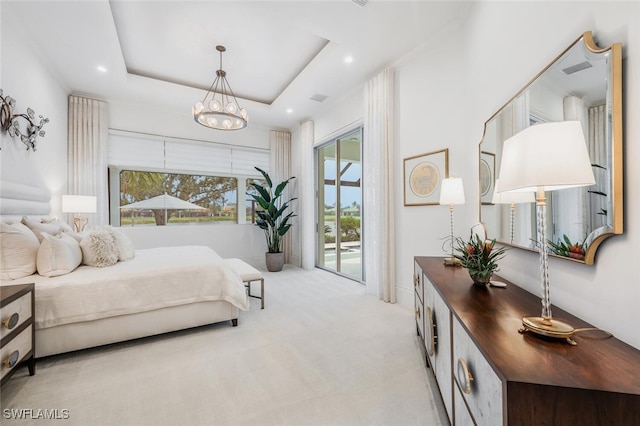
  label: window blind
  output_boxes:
[108,132,269,175]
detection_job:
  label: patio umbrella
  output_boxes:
[120,194,205,211]
[120,194,205,225]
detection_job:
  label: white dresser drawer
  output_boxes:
[414,293,424,339]
[431,288,452,421]
[413,261,424,303]
[454,385,475,426]
[1,291,32,340]
[453,317,503,425]
[1,325,33,380]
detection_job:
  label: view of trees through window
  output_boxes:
[246,178,267,223]
[119,170,237,226]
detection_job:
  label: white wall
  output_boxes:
[1,5,69,215]
[461,1,640,349]
[0,3,274,266]
[394,23,471,307]
[307,2,640,349]
[117,224,266,267]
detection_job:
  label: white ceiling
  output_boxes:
[3,0,470,130]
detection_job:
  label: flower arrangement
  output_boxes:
[453,232,507,285]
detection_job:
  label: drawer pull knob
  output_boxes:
[426,307,437,356]
[457,358,474,394]
[3,350,19,369]
[2,313,19,330]
[413,274,418,287]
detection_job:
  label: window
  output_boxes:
[119,170,237,226]
[246,178,267,223]
[108,132,269,226]
[316,127,363,281]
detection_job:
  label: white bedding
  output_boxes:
[1,246,249,329]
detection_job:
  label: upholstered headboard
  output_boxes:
[0,180,51,217]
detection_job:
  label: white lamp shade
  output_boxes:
[492,178,535,204]
[62,195,97,213]
[498,121,595,193]
[439,177,465,205]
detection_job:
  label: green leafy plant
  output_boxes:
[453,232,507,281]
[548,234,587,261]
[248,167,296,253]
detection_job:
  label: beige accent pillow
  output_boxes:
[80,229,119,267]
[99,226,135,261]
[37,233,83,277]
[21,216,62,242]
[0,222,40,280]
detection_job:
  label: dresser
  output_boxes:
[1,283,36,386]
[414,256,640,425]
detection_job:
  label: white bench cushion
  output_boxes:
[223,258,263,282]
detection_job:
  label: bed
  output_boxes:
[0,181,249,358]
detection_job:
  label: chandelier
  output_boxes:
[193,45,248,130]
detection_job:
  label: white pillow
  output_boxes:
[41,217,74,233]
[62,229,86,243]
[99,226,135,261]
[37,233,83,277]
[80,229,119,267]
[0,222,40,280]
[21,216,62,242]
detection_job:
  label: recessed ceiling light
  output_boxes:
[344,56,354,64]
[286,108,293,114]
[96,66,107,73]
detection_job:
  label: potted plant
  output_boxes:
[248,167,296,272]
[453,232,507,286]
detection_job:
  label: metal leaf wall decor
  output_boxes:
[0,88,50,151]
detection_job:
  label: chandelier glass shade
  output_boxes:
[193,45,248,131]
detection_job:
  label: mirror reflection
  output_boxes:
[480,32,623,264]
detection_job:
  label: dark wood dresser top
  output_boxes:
[415,256,640,395]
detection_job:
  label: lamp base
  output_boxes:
[518,316,577,346]
[73,216,88,233]
[443,257,461,267]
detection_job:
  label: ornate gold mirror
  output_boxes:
[479,31,622,265]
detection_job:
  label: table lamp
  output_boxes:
[439,177,465,266]
[492,178,535,244]
[497,121,595,345]
[62,195,97,232]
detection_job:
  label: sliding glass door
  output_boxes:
[316,128,362,281]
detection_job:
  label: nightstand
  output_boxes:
[1,283,36,386]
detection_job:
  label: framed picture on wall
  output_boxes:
[403,148,449,206]
[480,151,495,205]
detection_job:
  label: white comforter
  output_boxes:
[3,246,249,329]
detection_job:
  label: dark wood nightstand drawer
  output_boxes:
[1,291,32,340]
[1,324,32,380]
[0,283,35,386]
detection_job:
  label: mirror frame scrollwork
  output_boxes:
[479,31,623,265]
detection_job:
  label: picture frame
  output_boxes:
[480,151,495,205]
[403,148,449,206]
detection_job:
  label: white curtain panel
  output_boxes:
[67,96,109,226]
[299,121,315,270]
[588,104,608,230]
[498,93,532,244]
[363,68,395,303]
[269,130,292,263]
[553,95,589,243]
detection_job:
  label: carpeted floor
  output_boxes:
[1,266,448,425]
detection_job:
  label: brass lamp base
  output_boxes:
[519,316,577,346]
[73,216,88,233]
[443,257,461,267]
